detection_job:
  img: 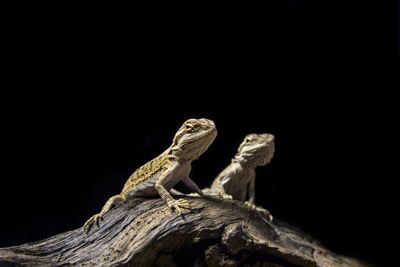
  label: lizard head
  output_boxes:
[170,118,217,161]
[235,133,275,167]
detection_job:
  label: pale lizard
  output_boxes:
[84,118,217,232]
[209,133,274,219]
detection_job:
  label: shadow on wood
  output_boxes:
[0,196,366,266]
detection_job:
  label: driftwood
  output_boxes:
[0,196,365,267]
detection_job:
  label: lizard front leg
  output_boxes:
[244,177,273,221]
[155,162,191,214]
[213,178,233,200]
[245,177,256,209]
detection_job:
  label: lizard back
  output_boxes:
[122,149,171,191]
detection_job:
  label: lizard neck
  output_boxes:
[167,145,192,163]
[232,155,258,169]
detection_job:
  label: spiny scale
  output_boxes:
[123,149,171,191]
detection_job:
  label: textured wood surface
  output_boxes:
[0,196,366,266]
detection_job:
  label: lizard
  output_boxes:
[83,118,217,233]
[209,133,275,219]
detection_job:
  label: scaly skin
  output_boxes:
[210,133,274,220]
[84,118,217,233]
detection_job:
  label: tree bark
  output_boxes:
[0,196,366,267]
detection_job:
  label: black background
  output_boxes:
[0,2,398,266]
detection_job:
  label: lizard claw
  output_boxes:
[168,200,182,214]
[176,198,192,209]
[168,199,192,214]
[245,201,256,210]
[252,205,274,222]
[220,193,233,200]
[83,213,102,233]
[244,202,273,221]
[258,208,273,221]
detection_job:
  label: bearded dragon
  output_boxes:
[84,118,217,232]
[210,133,274,219]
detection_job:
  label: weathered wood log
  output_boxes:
[0,196,366,266]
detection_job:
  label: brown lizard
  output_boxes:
[84,118,217,232]
[209,133,274,219]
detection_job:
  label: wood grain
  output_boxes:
[0,196,366,267]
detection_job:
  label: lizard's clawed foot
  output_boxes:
[258,208,273,221]
[168,199,192,214]
[245,201,273,221]
[83,213,103,233]
[83,194,125,233]
[245,201,257,209]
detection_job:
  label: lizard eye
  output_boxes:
[245,138,252,143]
